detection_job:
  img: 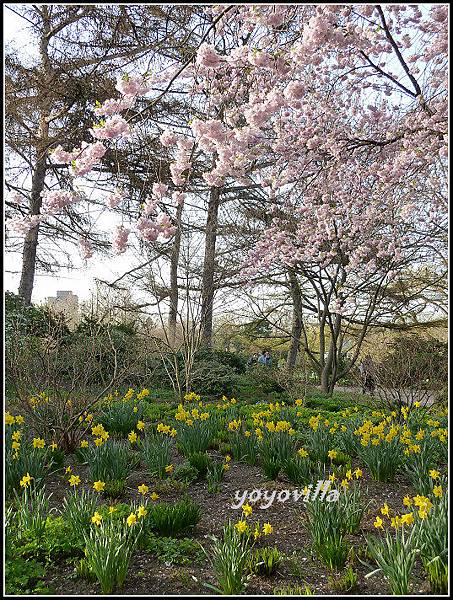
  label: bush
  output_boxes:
[190,360,241,398]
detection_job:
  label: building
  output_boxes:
[45,290,80,328]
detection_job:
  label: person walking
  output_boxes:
[360,355,375,394]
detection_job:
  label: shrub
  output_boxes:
[190,360,241,398]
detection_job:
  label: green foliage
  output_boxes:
[104,479,126,498]
[147,497,201,537]
[5,291,70,342]
[337,483,370,534]
[4,556,50,595]
[98,399,146,435]
[259,432,295,480]
[404,437,440,495]
[229,431,257,465]
[358,436,404,482]
[5,439,53,497]
[194,348,247,375]
[204,521,253,595]
[142,534,205,565]
[206,460,225,493]
[365,526,418,595]
[250,546,283,576]
[274,584,314,595]
[283,455,311,485]
[176,419,218,456]
[329,565,358,592]
[306,497,351,570]
[172,463,199,485]
[304,425,331,463]
[414,491,448,594]
[86,440,136,482]
[62,488,99,541]
[190,360,242,397]
[11,515,84,561]
[187,451,213,478]
[13,485,50,543]
[83,511,145,594]
[139,434,172,478]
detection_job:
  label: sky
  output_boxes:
[3,4,148,305]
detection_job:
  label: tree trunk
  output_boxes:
[18,150,47,305]
[18,8,51,305]
[319,313,342,396]
[286,270,303,373]
[200,186,220,347]
[167,202,184,346]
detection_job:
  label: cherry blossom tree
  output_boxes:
[7,5,447,391]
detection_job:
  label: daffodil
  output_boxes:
[433,485,443,498]
[263,523,273,535]
[93,480,105,492]
[69,475,81,487]
[380,503,390,516]
[127,513,137,526]
[242,503,253,517]
[235,520,247,534]
[91,512,102,525]
[20,473,32,488]
[138,483,149,495]
[373,516,383,529]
